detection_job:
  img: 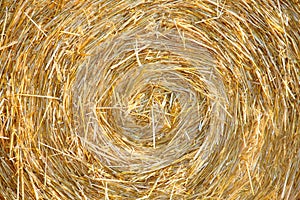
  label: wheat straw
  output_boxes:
[0,0,299,199]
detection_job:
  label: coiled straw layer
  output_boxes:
[0,0,299,199]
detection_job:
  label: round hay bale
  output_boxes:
[0,0,299,199]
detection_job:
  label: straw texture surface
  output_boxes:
[0,0,300,199]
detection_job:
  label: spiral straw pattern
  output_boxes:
[0,0,300,199]
[73,28,229,173]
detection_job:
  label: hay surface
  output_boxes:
[0,0,300,199]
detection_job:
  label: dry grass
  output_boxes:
[0,0,300,199]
